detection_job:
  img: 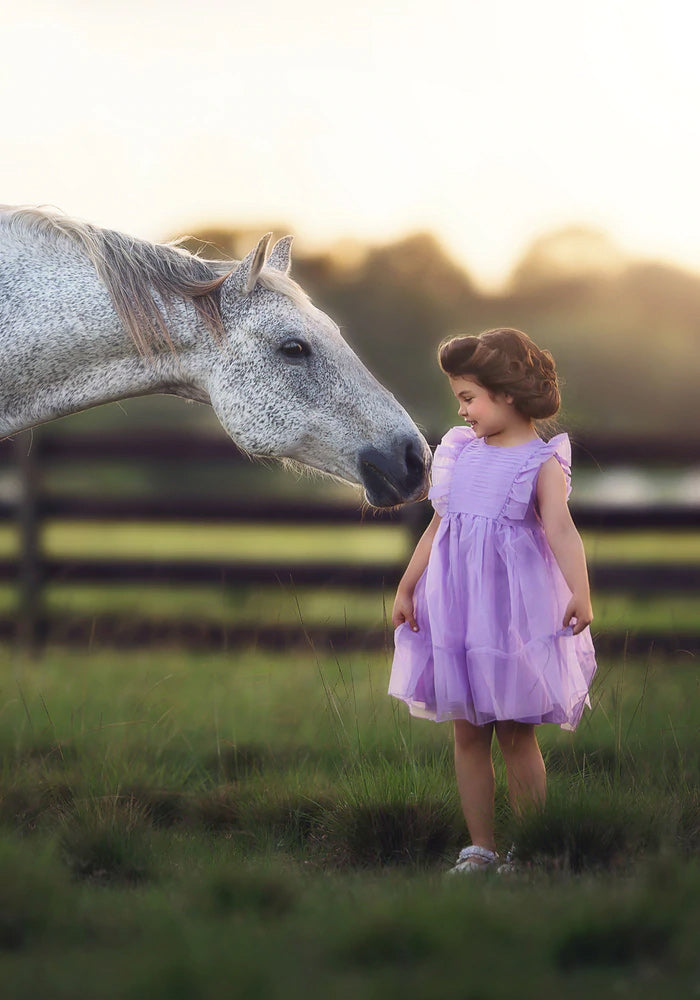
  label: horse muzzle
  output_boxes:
[359,437,432,508]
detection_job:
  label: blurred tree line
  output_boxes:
[178,223,700,439]
[32,223,698,501]
[44,223,700,444]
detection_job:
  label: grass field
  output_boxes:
[0,521,698,995]
[1,640,700,997]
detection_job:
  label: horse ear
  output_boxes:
[266,235,294,275]
[228,233,272,295]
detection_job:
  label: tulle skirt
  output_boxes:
[389,517,597,730]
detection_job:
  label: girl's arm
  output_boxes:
[391,512,442,631]
[536,457,593,635]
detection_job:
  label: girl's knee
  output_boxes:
[454,719,493,751]
[495,721,537,756]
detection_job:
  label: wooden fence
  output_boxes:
[0,429,698,655]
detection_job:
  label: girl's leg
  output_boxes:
[453,719,496,851]
[494,721,546,815]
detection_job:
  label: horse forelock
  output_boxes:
[0,206,311,357]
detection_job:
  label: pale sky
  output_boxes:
[2,0,699,288]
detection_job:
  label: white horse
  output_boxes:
[0,207,430,507]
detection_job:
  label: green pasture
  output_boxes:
[0,519,697,995]
[1,641,700,996]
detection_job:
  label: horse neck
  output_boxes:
[0,235,207,436]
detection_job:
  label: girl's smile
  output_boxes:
[449,375,534,446]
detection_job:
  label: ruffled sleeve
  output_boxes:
[502,433,572,521]
[427,426,476,516]
[546,433,572,499]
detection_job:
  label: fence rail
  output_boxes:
[1,430,698,464]
[0,557,696,592]
[0,429,698,654]
[0,496,698,530]
[0,617,693,659]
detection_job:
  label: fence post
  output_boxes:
[14,430,43,654]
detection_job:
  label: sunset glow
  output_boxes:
[3,0,698,287]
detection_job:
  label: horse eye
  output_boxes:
[279,339,311,359]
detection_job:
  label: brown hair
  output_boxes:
[438,328,561,420]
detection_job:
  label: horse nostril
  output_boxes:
[404,439,425,477]
[359,436,430,507]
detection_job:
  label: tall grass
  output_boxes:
[1,641,699,995]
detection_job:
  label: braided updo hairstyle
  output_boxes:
[438,328,560,420]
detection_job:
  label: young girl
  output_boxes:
[389,328,596,874]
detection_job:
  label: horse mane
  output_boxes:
[0,206,310,357]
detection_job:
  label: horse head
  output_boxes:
[200,233,431,508]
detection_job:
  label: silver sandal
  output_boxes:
[496,843,518,875]
[447,845,499,875]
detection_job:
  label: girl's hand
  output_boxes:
[392,589,419,631]
[563,594,593,635]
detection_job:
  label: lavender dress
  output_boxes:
[389,426,597,731]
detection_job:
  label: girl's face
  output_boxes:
[449,376,516,439]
